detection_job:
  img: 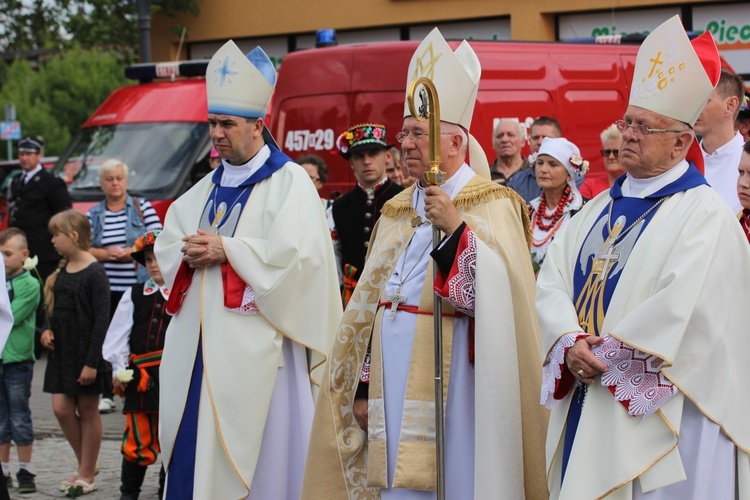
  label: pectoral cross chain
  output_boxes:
[597,245,620,282]
[387,286,406,319]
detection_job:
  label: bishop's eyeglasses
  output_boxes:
[614,120,686,137]
[396,130,454,144]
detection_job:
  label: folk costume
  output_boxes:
[303,28,549,500]
[329,124,404,304]
[528,138,587,271]
[537,17,750,499]
[740,209,750,243]
[103,231,169,499]
[154,41,341,500]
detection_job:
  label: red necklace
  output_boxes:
[532,216,566,247]
[742,211,750,243]
[534,190,569,231]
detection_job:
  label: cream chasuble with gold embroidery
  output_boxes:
[303,168,549,499]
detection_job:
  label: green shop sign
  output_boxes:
[703,19,750,44]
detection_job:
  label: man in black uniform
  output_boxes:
[329,123,403,305]
[9,136,72,358]
[8,136,71,281]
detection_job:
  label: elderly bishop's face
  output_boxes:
[618,106,691,178]
[399,116,454,181]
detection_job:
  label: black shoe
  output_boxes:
[4,473,11,489]
[120,458,147,500]
[16,468,36,494]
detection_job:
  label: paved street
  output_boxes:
[4,354,162,499]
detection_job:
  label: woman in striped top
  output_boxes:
[88,160,163,311]
[87,159,162,413]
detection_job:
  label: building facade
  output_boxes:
[151,0,749,79]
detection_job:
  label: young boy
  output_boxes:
[0,228,40,494]
[102,231,169,500]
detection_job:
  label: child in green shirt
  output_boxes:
[0,228,41,494]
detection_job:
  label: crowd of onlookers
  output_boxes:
[0,138,165,497]
[305,70,750,285]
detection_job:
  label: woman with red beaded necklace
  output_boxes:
[528,137,588,274]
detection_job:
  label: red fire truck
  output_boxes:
[50,37,736,211]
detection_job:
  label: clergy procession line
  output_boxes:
[1,12,749,500]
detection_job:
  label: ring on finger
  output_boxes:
[576,369,586,378]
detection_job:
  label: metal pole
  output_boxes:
[5,104,15,161]
[136,0,152,63]
[432,226,445,500]
[406,77,446,499]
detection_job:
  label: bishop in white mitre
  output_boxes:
[303,28,549,500]
[154,41,341,499]
[537,16,750,499]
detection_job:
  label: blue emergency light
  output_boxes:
[316,29,337,48]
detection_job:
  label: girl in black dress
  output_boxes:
[40,210,109,497]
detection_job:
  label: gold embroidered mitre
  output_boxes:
[404,28,480,131]
[629,15,720,126]
[403,28,490,179]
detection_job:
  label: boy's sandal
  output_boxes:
[66,479,97,497]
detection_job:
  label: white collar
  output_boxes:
[700,131,744,157]
[24,165,42,182]
[411,163,474,211]
[358,177,388,199]
[220,145,270,187]
[143,278,170,300]
[622,160,689,198]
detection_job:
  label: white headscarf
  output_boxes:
[536,137,589,197]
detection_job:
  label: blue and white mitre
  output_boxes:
[206,40,276,119]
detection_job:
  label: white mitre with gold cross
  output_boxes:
[404,28,489,178]
[629,15,720,126]
[206,40,276,119]
[404,27,480,130]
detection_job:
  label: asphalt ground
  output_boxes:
[4,354,161,499]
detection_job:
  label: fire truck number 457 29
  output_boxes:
[284,129,335,152]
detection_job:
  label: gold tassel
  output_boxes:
[381,187,418,218]
[379,177,532,248]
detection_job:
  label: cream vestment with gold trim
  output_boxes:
[303,174,549,499]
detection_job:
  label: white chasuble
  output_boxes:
[537,164,750,499]
[155,145,341,499]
